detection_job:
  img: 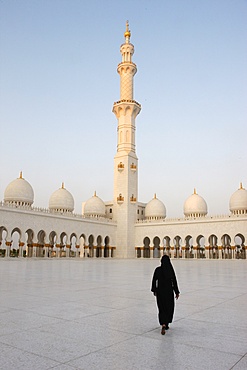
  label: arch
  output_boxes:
[221,234,231,259]
[208,234,218,259]
[10,228,21,257]
[185,235,193,258]
[79,233,86,258]
[173,235,182,258]
[104,236,110,258]
[88,234,94,257]
[153,236,160,258]
[96,235,102,258]
[25,229,34,257]
[70,233,77,257]
[0,227,7,257]
[59,232,67,257]
[143,237,150,258]
[196,235,205,259]
[163,236,171,257]
[234,233,246,259]
[37,229,46,257]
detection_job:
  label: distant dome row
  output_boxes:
[3,173,247,218]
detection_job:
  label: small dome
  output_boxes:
[229,183,247,215]
[4,172,34,206]
[49,183,74,213]
[145,194,166,220]
[84,192,105,218]
[184,189,207,217]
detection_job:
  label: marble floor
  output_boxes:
[0,258,246,370]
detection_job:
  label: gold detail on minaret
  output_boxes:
[130,194,136,202]
[117,193,124,202]
[118,162,124,169]
[124,20,131,40]
[130,163,136,170]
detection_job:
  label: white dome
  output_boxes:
[84,192,105,217]
[184,189,207,217]
[4,172,34,206]
[229,183,247,215]
[49,183,74,213]
[145,194,166,220]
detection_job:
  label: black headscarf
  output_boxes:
[160,255,174,278]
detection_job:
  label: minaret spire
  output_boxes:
[124,20,131,43]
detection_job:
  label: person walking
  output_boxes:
[151,254,180,335]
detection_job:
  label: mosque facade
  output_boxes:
[0,23,246,260]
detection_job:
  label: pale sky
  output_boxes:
[1,0,247,217]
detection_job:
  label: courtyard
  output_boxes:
[0,258,246,369]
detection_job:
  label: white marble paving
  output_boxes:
[0,258,246,369]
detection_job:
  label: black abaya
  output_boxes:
[151,256,180,326]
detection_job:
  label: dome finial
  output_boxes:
[124,20,131,42]
[194,188,197,195]
[19,171,23,179]
[94,191,97,197]
[154,193,157,199]
[240,182,243,189]
[61,182,64,189]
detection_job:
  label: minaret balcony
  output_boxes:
[117,194,124,204]
[113,99,141,107]
[118,162,125,172]
[130,163,136,171]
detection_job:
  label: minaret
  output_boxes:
[112,22,141,258]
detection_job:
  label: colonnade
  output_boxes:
[135,245,246,259]
[0,241,115,258]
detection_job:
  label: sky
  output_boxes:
[0,0,247,217]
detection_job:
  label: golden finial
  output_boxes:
[124,20,131,40]
[61,182,64,189]
[240,182,243,189]
[19,171,23,179]
[94,191,97,197]
[194,188,197,194]
[154,193,157,199]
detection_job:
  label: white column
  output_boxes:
[5,240,11,257]
[33,244,37,258]
[18,242,24,258]
[44,245,48,258]
[66,245,70,258]
[205,247,210,259]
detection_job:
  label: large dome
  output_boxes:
[184,189,207,217]
[49,183,74,213]
[84,192,105,218]
[145,194,166,220]
[4,172,34,206]
[229,183,247,215]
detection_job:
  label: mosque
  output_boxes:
[0,23,246,260]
